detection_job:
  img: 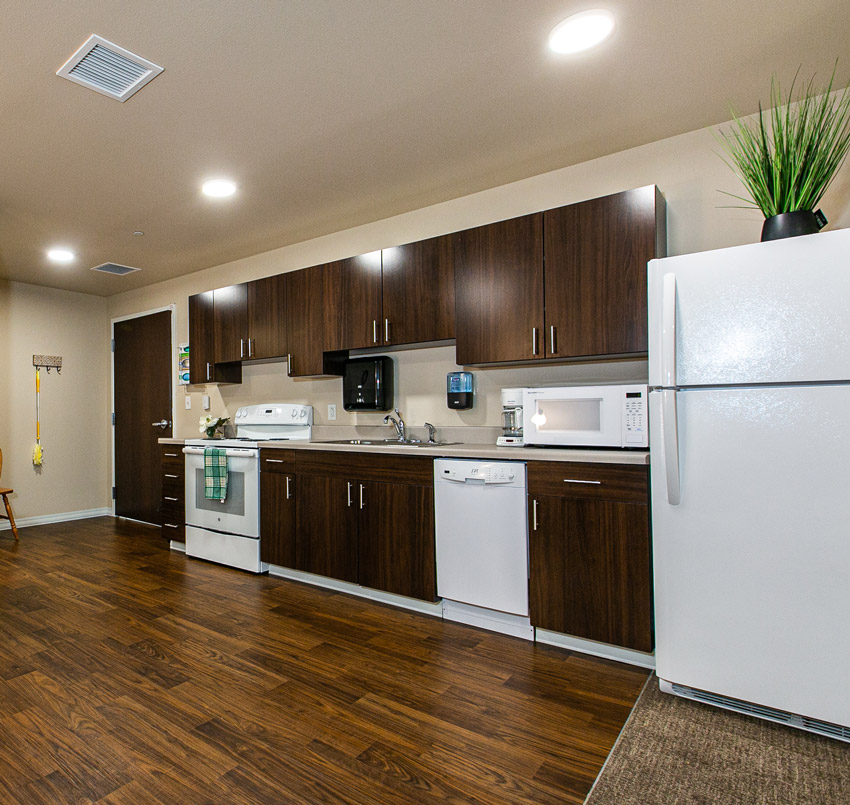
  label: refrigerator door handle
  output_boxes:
[662,272,678,387]
[661,389,681,505]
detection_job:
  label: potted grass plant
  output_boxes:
[716,65,850,241]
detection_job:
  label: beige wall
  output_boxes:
[0,280,110,521]
[107,120,850,448]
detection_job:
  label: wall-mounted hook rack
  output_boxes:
[33,355,62,375]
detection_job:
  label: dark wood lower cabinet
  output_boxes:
[259,471,296,567]
[295,473,358,584]
[528,461,653,652]
[358,481,436,602]
[159,445,185,541]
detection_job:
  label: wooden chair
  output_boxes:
[0,450,19,540]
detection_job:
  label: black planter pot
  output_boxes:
[761,209,827,242]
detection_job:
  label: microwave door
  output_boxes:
[524,389,622,446]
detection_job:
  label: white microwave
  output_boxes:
[523,384,648,448]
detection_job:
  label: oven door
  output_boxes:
[523,386,624,447]
[182,447,259,537]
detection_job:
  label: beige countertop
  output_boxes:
[160,436,649,465]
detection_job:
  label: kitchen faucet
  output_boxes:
[383,409,406,441]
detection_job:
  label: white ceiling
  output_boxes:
[3,0,849,296]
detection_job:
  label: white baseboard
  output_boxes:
[442,599,534,640]
[268,565,444,618]
[0,507,112,531]
[535,628,656,669]
[169,541,186,552]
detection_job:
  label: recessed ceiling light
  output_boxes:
[548,9,615,54]
[47,248,75,263]
[133,230,144,236]
[202,179,237,198]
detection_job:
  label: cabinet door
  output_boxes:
[214,284,249,362]
[323,252,383,351]
[260,472,296,567]
[357,481,436,602]
[285,265,327,377]
[454,213,544,364]
[295,473,358,583]
[381,235,454,345]
[247,275,286,360]
[544,186,664,359]
[188,291,216,384]
[529,495,653,652]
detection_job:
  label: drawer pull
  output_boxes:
[265,459,285,463]
[164,452,178,457]
[164,496,179,502]
[563,479,601,485]
[164,523,180,529]
[164,473,179,478]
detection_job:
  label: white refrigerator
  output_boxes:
[648,227,850,740]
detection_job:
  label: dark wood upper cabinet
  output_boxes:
[544,186,666,359]
[285,265,329,377]
[213,283,248,363]
[454,213,544,365]
[323,252,383,351]
[381,235,455,346]
[188,291,241,384]
[247,275,286,360]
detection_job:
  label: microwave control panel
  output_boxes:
[622,389,648,446]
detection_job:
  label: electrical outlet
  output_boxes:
[328,404,337,421]
[184,396,192,410]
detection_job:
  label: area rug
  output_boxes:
[585,676,850,804]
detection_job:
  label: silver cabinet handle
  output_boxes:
[164,473,179,478]
[206,362,211,381]
[286,476,292,500]
[532,327,539,356]
[240,338,245,358]
[359,483,365,509]
[373,320,378,343]
[384,318,390,343]
[287,354,293,376]
[549,325,557,354]
[248,337,253,357]
[164,452,178,457]
[532,499,538,531]
[164,523,179,529]
[563,479,602,485]
[347,482,353,507]
[265,459,284,463]
[164,496,179,502]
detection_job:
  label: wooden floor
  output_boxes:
[0,517,648,804]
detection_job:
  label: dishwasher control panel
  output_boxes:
[437,460,522,485]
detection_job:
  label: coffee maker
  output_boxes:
[497,387,526,447]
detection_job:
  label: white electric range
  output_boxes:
[181,403,312,572]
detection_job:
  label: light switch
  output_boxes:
[328,403,337,421]
[184,396,192,410]
[202,395,210,411]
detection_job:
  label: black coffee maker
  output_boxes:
[342,356,394,411]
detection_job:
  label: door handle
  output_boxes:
[164,496,178,502]
[661,389,681,505]
[151,420,170,429]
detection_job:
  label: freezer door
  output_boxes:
[648,228,850,387]
[650,385,850,726]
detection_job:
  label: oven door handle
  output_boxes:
[181,447,257,458]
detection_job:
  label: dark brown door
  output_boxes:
[454,213,544,364]
[529,495,653,652]
[114,310,172,525]
[295,472,358,583]
[381,235,454,346]
[323,252,383,351]
[247,275,286,360]
[214,284,248,363]
[544,186,663,359]
[285,265,327,377]
[357,480,437,601]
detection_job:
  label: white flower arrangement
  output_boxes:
[199,415,229,438]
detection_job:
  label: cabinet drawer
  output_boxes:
[296,451,433,485]
[161,519,185,539]
[260,449,296,474]
[527,461,648,503]
[160,446,185,470]
[160,492,184,514]
[162,475,185,498]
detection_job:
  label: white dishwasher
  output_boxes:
[434,459,530,637]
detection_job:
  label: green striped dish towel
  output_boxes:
[204,447,228,501]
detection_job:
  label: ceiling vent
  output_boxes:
[91,262,142,276]
[57,35,163,102]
